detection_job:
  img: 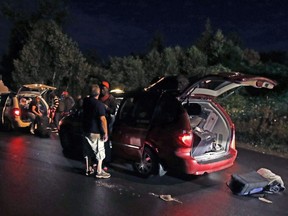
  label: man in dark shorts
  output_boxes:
[82,84,110,179]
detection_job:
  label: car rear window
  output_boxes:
[153,94,185,124]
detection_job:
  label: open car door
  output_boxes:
[18,84,56,95]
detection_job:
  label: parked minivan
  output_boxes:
[111,72,276,177]
[59,72,277,177]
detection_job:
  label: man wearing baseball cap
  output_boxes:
[99,81,118,169]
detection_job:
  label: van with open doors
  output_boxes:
[111,72,277,177]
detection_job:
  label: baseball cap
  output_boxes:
[102,81,110,89]
[62,91,68,95]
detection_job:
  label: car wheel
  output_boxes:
[133,147,159,178]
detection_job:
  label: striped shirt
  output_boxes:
[51,96,59,111]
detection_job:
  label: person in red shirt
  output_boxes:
[99,81,117,169]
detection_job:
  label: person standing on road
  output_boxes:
[75,94,83,111]
[61,91,75,115]
[49,91,60,131]
[99,81,117,169]
[82,84,110,179]
[100,81,117,131]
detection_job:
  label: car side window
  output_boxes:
[154,94,184,124]
[133,94,158,127]
[119,97,136,124]
[118,93,158,127]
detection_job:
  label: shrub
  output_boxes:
[221,91,288,153]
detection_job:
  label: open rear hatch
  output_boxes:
[18,84,56,95]
[180,72,277,161]
[180,72,277,99]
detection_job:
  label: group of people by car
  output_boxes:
[27,90,75,135]
[48,90,75,132]
[25,80,117,179]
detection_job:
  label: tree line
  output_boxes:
[0,0,287,151]
[1,1,287,95]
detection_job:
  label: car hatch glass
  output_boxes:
[180,72,277,99]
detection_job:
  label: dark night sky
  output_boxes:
[0,0,287,59]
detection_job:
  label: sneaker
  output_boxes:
[30,129,35,135]
[96,170,111,179]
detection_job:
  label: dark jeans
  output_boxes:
[27,112,36,129]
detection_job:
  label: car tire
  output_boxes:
[133,147,159,178]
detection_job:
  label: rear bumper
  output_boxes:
[176,148,238,175]
[12,117,31,128]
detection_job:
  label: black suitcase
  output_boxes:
[35,116,50,138]
[228,171,269,195]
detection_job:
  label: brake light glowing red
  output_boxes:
[13,108,21,117]
[178,131,193,147]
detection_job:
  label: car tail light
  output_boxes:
[12,108,21,117]
[178,131,193,147]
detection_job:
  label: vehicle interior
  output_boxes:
[17,95,48,121]
[183,99,232,161]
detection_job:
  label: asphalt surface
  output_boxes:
[0,131,287,216]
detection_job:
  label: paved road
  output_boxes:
[0,131,287,216]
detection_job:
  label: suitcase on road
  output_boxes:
[228,171,269,195]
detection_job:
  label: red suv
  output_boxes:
[111,72,276,177]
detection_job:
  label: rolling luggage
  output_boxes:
[228,171,269,195]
